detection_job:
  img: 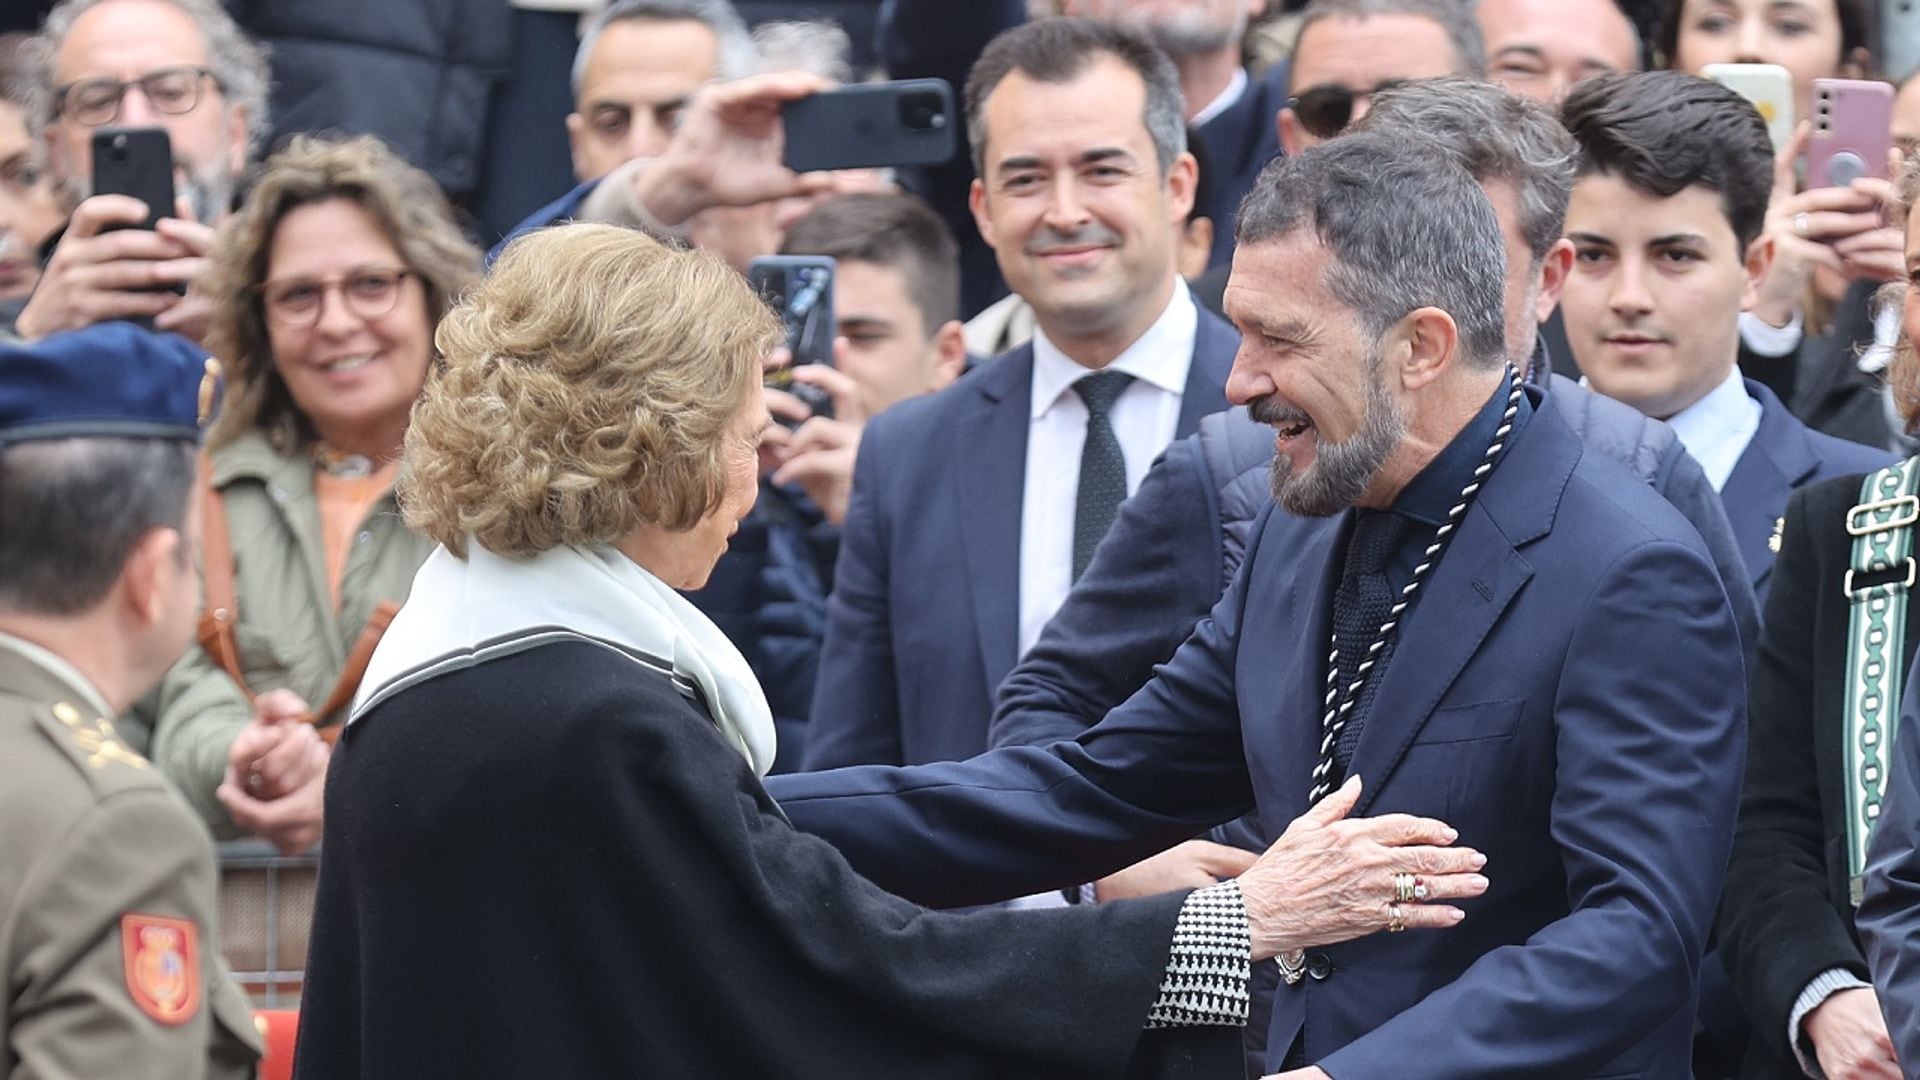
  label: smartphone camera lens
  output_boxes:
[898,92,946,132]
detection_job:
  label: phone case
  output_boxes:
[90,127,176,231]
[780,79,957,174]
[1885,0,1920,86]
[1702,63,1794,151]
[748,255,836,370]
[1807,78,1895,189]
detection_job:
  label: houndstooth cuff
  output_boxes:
[1145,879,1252,1029]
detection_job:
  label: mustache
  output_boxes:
[1247,395,1310,427]
[1026,223,1123,255]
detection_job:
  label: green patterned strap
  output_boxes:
[1842,457,1920,904]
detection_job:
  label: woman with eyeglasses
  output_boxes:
[1662,0,1908,453]
[130,134,478,861]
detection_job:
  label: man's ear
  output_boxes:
[969,177,998,251]
[1740,233,1775,313]
[116,526,180,629]
[1534,238,1574,325]
[1396,306,1461,390]
[1278,107,1306,157]
[928,320,969,391]
[565,112,591,181]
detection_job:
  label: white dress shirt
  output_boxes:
[1665,365,1764,492]
[1189,66,1249,128]
[1017,282,1198,657]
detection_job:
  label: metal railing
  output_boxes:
[214,839,318,1009]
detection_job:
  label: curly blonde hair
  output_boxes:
[402,224,779,559]
[202,134,481,452]
[1882,156,1920,434]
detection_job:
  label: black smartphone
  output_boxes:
[781,79,957,173]
[91,127,176,231]
[749,255,835,421]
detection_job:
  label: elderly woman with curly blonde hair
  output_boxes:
[293,222,1465,1080]
[130,134,480,856]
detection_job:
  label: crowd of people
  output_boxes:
[8,0,1920,1077]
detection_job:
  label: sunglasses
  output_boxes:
[1287,79,1409,140]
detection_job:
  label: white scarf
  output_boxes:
[350,541,777,776]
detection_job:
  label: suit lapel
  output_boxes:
[1344,503,1532,812]
[1176,310,1237,437]
[1720,381,1817,591]
[1342,393,1570,815]
[1241,513,1345,818]
[956,352,1034,698]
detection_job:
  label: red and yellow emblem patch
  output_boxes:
[120,913,200,1025]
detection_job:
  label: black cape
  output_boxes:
[294,635,1238,1079]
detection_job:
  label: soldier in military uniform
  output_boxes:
[0,324,261,1079]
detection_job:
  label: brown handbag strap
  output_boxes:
[311,599,400,745]
[194,453,254,703]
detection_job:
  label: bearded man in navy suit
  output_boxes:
[773,128,1745,1078]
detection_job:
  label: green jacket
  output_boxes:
[125,432,434,834]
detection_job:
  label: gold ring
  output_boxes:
[1393,872,1418,903]
[1388,903,1406,933]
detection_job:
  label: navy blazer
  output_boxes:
[1722,378,1892,601]
[771,394,1746,1078]
[1860,659,1920,1070]
[802,306,1238,770]
[1189,64,1287,268]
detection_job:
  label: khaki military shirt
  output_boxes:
[0,635,261,1079]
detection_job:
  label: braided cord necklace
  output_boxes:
[1304,367,1524,805]
[1278,368,1522,988]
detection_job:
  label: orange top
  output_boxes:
[311,460,401,610]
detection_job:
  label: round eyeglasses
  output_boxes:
[53,67,223,127]
[256,268,415,328]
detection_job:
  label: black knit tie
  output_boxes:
[1071,370,1135,580]
[1328,511,1412,771]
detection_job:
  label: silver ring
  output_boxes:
[1414,881,1430,901]
[246,770,263,791]
[1793,211,1811,238]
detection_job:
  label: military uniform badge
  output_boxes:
[120,913,201,1025]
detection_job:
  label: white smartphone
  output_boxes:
[1703,63,1795,152]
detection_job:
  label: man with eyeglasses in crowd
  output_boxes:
[13,0,267,343]
[1190,0,1484,313]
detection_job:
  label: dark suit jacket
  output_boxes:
[1719,471,1920,1079]
[803,307,1238,769]
[1723,379,1893,602]
[1788,281,1899,453]
[774,395,1747,1078]
[1189,64,1287,268]
[1860,658,1920,1073]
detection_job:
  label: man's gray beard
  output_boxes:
[63,154,234,224]
[1133,7,1246,58]
[1269,350,1406,518]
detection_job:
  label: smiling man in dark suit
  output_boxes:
[802,17,1236,773]
[775,128,1746,1077]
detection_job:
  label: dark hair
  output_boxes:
[1656,0,1874,70]
[1357,76,1577,262]
[965,17,1187,176]
[0,438,196,615]
[1560,69,1774,249]
[780,192,962,330]
[1235,130,1509,369]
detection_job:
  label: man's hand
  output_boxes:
[632,72,837,227]
[14,195,210,340]
[1239,775,1487,960]
[1093,840,1258,901]
[1805,987,1902,1080]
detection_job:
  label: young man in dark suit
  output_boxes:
[773,128,1746,1079]
[1557,71,1893,603]
[801,17,1237,771]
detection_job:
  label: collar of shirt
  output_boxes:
[1390,370,1534,528]
[1189,66,1250,129]
[1030,280,1198,420]
[1663,365,1762,492]
[0,630,116,719]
